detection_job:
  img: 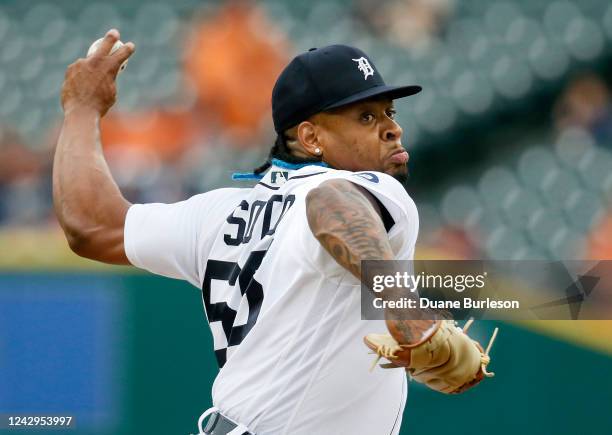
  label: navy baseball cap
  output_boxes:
[272,44,422,133]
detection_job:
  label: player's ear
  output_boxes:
[297,121,322,157]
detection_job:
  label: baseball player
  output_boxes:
[54,29,495,435]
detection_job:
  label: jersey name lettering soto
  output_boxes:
[224,194,296,246]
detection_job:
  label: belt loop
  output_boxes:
[197,406,219,434]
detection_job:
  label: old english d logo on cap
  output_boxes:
[352,57,374,80]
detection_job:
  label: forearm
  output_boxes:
[53,108,129,262]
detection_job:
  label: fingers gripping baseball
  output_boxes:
[91,29,121,58]
[61,29,135,117]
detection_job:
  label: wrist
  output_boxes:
[62,104,102,120]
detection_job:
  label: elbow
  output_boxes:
[61,222,129,265]
[56,215,98,258]
[54,200,129,261]
[53,203,90,257]
[63,225,93,258]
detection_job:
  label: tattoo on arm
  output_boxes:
[306,179,438,331]
[306,179,393,280]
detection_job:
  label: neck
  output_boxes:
[273,146,322,165]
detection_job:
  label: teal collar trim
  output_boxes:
[231,159,329,181]
[231,172,264,180]
[270,158,330,170]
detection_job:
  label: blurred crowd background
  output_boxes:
[2,0,612,264]
[2,1,612,434]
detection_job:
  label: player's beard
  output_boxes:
[391,164,409,185]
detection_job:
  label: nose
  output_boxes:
[382,119,403,142]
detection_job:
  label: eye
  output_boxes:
[361,112,375,123]
[386,108,397,119]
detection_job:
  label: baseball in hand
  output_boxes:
[87,37,128,73]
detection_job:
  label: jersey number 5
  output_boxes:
[201,250,266,367]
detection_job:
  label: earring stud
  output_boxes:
[315,147,321,155]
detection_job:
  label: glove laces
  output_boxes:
[462,318,498,377]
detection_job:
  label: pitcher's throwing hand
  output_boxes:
[61,29,135,117]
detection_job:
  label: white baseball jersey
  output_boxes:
[124,163,419,435]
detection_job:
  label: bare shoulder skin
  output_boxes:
[53,29,135,264]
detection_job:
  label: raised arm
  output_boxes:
[53,29,135,264]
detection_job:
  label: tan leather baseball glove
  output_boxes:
[364,319,498,394]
